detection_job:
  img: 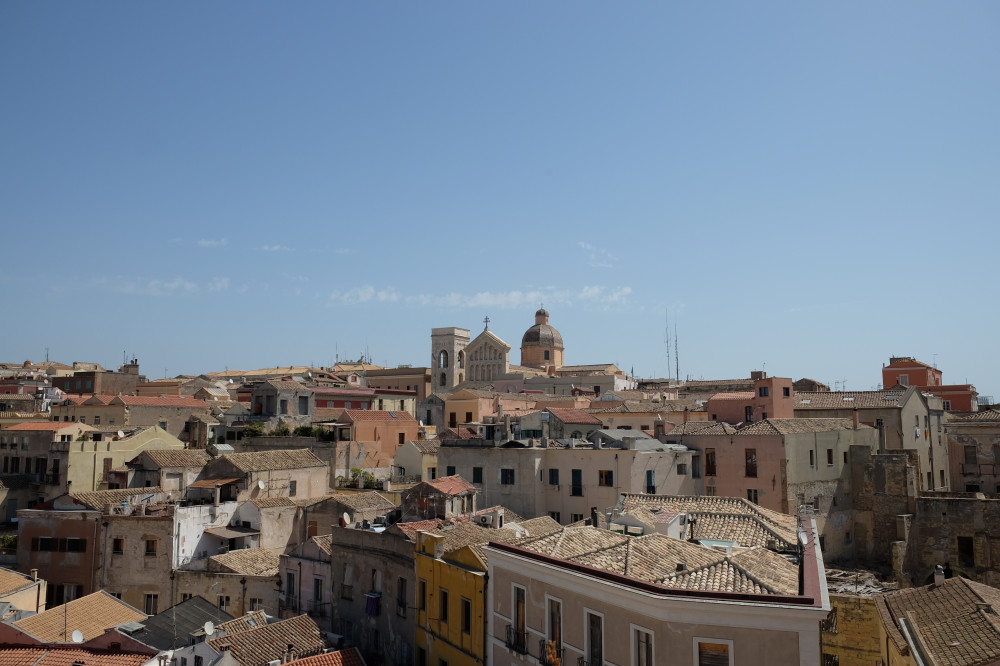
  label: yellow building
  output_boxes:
[414,517,561,666]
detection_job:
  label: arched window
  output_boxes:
[457,351,464,369]
[440,372,447,387]
[439,350,449,368]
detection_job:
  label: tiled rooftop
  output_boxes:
[217,610,269,635]
[0,567,34,596]
[708,391,754,401]
[343,409,415,422]
[209,548,280,576]
[0,648,150,666]
[3,422,87,432]
[14,591,145,642]
[794,389,909,410]
[208,614,327,666]
[331,491,396,512]
[545,408,602,425]
[425,475,475,496]
[70,488,165,511]
[286,648,366,666]
[736,418,871,436]
[139,449,211,468]
[221,449,326,472]
[877,577,1000,666]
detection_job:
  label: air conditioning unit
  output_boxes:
[477,515,494,527]
[268,660,281,666]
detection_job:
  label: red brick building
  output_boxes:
[882,357,978,412]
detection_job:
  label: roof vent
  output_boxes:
[676,562,686,571]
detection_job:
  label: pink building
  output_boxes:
[706,373,793,424]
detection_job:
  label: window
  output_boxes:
[899,374,909,386]
[598,470,614,487]
[195,656,203,666]
[446,466,456,476]
[758,386,769,397]
[513,586,526,653]
[500,468,515,485]
[809,450,815,467]
[158,421,167,430]
[705,449,716,476]
[822,655,840,666]
[646,469,655,493]
[571,513,584,522]
[418,579,427,611]
[744,406,754,423]
[465,412,472,424]
[94,415,100,425]
[286,571,296,598]
[399,433,405,445]
[747,489,759,504]
[145,539,157,556]
[472,467,483,483]
[782,387,790,397]
[417,648,427,666]
[280,400,288,415]
[313,577,324,603]
[549,468,559,485]
[439,588,449,623]
[461,597,472,634]
[449,412,457,428]
[112,538,124,554]
[250,598,263,611]
[217,596,231,612]
[428,467,437,479]
[927,471,933,489]
[827,449,834,466]
[571,469,583,496]
[965,445,977,465]
[692,455,701,478]
[298,396,308,414]
[944,400,952,411]
[677,463,687,475]
[79,416,86,424]
[705,485,717,496]
[586,611,603,666]
[745,449,757,477]
[634,627,653,666]
[397,577,407,617]
[941,469,946,488]
[144,594,159,614]
[548,511,561,522]
[547,598,562,654]
[696,639,732,666]
[958,536,975,567]
[289,480,297,497]
[845,531,852,545]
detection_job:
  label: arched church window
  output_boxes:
[439,350,449,368]
[457,351,464,369]
[440,372,447,387]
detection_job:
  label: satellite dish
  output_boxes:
[258,480,266,490]
[117,430,125,438]
[204,621,215,636]
[229,379,234,384]
[307,372,312,378]
[71,630,83,643]
[339,512,350,527]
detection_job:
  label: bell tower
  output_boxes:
[431,327,470,390]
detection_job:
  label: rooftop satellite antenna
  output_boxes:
[204,620,215,636]
[258,479,266,490]
[71,630,83,644]
[117,430,125,439]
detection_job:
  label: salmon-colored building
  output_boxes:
[706,373,794,424]
[882,356,978,412]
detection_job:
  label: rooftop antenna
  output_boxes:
[674,322,680,384]
[45,347,49,363]
[664,311,672,381]
[932,353,938,368]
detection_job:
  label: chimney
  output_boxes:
[590,507,599,527]
[852,407,859,430]
[683,407,689,424]
[30,569,37,581]
[934,564,945,586]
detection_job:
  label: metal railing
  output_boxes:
[505,625,528,654]
[539,640,564,666]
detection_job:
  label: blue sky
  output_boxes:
[2,3,998,397]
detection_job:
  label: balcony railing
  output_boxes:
[539,640,564,666]
[505,625,528,654]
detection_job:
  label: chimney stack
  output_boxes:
[852,407,859,430]
[934,564,945,586]
[30,569,37,581]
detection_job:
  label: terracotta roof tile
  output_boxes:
[426,475,475,496]
[545,408,602,425]
[0,567,35,596]
[795,389,909,410]
[114,395,209,408]
[736,418,871,436]
[286,648,366,666]
[261,380,312,392]
[410,440,440,454]
[217,610,269,635]
[0,648,150,666]
[138,449,210,468]
[70,488,165,510]
[877,577,1000,666]
[708,391,754,401]
[330,491,396,512]
[208,548,280,576]
[3,422,87,432]
[343,410,415,422]
[220,449,326,473]
[208,614,327,666]
[312,534,333,555]
[14,591,145,642]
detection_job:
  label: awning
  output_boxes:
[205,526,260,539]
[188,477,242,489]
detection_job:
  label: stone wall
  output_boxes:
[848,445,918,565]
[904,493,1000,587]
[819,595,882,666]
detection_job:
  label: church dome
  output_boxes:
[521,309,564,349]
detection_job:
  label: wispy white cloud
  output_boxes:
[329,285,401,305]
[100,276,199,296]
[261,244,294,252]
[197,237,229,248]
[208,277,229,292]
[406,285,633,308]
[578,241,618,269]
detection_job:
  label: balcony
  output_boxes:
[570,486,583,497]
[505,625,528,655]
[539,640,564,666]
